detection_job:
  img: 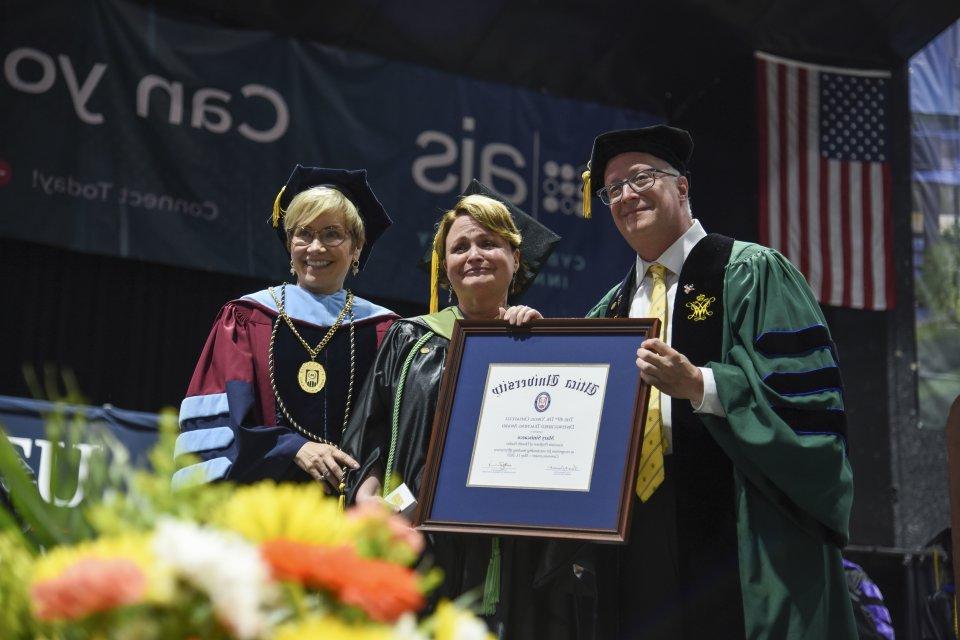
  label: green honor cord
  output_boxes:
[479,537,501,616]
[384,326,500,617]
[383,331,434,497]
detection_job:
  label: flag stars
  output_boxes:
[819,70,889,161]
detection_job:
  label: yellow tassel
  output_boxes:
[271,186,286,229]
[338,480,346,513]
[429,248,440,314]
[581,170,592,219]
[954,593,958,638]
[934,550,941,590]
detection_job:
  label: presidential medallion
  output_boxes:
[298,360,326,393]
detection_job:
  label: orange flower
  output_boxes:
[337,559,425,623]
[261,539,424,622]
[30,557,147,621]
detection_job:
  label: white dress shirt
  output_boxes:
[628,220,726,453]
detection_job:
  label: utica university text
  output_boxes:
[490,374,599,396]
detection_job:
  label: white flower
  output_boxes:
[153,518,276,639]
[429,602,492,640]
[392,613,429,640]
[449,614,489,640]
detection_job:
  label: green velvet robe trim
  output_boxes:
[415,306,462,340]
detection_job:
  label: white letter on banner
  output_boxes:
[480,143,527,204]
[238,84,288,143]
[4,47,56,93]
[58,55,107,125]
[191,87,232,133]
[7,436,33,460]
[33,439,100,508]
[137,75,184,124]
[412,131,458,193]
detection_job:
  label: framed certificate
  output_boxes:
[413,318,658,543]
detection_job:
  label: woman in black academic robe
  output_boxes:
[342,180,573,637]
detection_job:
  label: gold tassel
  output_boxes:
[271,186,286,228]
[934,550,942,590]
[581,170,592,219]
[338,480,346,513]
[429,248,440,314]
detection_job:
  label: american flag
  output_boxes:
[756,51,895,311]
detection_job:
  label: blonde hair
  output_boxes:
[431,194,523,291]
[283,186,366,251]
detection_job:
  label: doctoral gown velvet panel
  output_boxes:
[176,286,396,485]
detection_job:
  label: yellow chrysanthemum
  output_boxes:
[213,481,354,547]
[272,615,394,640]
[0,532,35,636]
[30,534,174,619]
[432,601,495,640]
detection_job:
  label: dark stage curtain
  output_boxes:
[0,238,423,412]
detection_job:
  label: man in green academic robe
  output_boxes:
[566,125,857,640]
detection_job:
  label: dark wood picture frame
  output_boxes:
[413,318,659,543]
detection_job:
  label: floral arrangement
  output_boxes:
[0,409,492,640]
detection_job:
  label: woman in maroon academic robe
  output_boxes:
[174,165,396,491]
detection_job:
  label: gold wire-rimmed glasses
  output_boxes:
[289,225,349,247]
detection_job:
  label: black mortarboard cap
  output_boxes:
[271,165,392,269]
[580,125,693,218]
[420,179,561,311]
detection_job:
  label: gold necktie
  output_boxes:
[636,263,668,501]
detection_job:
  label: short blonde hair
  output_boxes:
[284,186,366,251]
[432,194,525,291]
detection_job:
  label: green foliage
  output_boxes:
[86,410,233,535]
[0,531,38,639]
[0,426,72,549]
[916,224,960,428]
[917,224,960,324]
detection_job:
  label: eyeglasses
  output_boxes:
[596,169,679,205]
[289,225,349,248]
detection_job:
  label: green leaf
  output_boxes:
[0,426,67,548]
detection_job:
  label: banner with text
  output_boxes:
[0,395,158,509]
[0,0,659,314]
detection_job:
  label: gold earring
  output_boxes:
[351,258,360,276]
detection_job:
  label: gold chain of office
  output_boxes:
[267,284,355,445]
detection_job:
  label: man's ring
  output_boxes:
[321,471,328,479]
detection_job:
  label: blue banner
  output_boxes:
[910,21,960,116]
[0,0,659,315]
[0,396,158,508]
